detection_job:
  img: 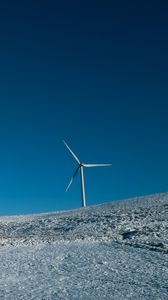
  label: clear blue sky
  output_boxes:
[0,0,167,215]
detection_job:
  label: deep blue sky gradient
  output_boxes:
[0,1,168,215]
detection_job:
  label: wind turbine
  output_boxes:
[63,140,112,208]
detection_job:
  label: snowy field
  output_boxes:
[0,193,168,299]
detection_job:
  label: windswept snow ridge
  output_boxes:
[0,193,168,299]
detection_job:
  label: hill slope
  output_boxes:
[0,193,168,299]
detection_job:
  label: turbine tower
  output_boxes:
[63,140,112,208]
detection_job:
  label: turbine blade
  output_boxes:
[65,166,80,192]
[83,164,112,167]
[63,140,81,164]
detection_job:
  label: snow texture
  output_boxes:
[0,193,168,299]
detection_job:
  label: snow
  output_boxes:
[0,193,168,299]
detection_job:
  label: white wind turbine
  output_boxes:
[63,140,112,208]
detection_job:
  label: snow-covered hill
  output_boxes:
[0,193,168,299]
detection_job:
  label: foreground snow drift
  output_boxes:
[0,193,168,299]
